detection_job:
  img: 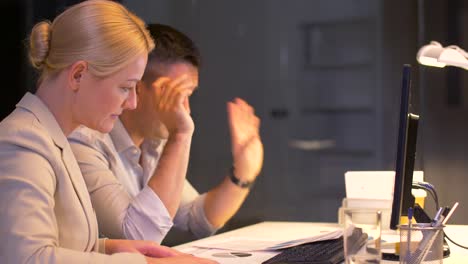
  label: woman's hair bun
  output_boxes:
[29,21,52,69]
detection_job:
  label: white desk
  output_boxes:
[174,221,468,263]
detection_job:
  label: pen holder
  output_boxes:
[398,223,444,264]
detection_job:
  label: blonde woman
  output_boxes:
[0,1,216,264]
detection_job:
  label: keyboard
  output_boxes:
[262,229,368,264]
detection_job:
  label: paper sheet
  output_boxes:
[180,247,278,264]
[191,229,343,251]
[345,171,395,200]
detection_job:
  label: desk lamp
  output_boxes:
[417,41,468,70]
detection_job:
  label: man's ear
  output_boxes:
[69,61,88,91]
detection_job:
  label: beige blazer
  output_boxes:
[0,93,145,263]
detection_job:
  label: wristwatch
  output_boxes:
[228,166,254,189]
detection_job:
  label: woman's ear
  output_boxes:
[69,61,88,91]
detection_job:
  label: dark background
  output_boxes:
[3,0,468,242]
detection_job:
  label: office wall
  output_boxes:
[124,0,468,227]
[1,0,95,120]
[1,0,29,120]
[5,0,467,242]
[123,0,410,226]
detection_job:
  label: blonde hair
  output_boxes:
[28,0,154,80]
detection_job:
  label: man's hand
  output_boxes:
[145,74,197,218]
[227,98,263,182]
[152,75,195,136]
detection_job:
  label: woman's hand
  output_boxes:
[105,239,180,257]
[105,239,218,263]
[145,255,219,264]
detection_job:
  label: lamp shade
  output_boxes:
[417,41,468,70]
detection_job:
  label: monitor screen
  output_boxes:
[390,64,420,230]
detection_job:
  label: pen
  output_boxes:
[406,207,413,261]
[431,207,444,227]
[408,207,413,224]
[442,207,450,217]
[433,214,445,227]
[414,202,459,263]
[442,202,459,225]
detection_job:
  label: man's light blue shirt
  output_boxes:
[69,119,216,243]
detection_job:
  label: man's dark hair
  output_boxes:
[148,24,200,67]
[142,24,200,85]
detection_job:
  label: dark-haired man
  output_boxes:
[69,24,263,243]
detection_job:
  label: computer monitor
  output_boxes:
[390,64,420,230]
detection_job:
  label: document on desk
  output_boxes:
[191,229,343,251]
[180,247,278,264]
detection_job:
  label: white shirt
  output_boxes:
[69,119,216,243]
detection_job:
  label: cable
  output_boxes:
[411,182,468,250]
[414,182,438,205]
[412,182,438,209]
[444,233,468,250]
[412,181,439,211]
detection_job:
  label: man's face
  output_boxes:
[138,62,199,139]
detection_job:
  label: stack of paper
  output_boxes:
[191,229,343,252]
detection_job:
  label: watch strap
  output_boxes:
[228,166,254,189]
